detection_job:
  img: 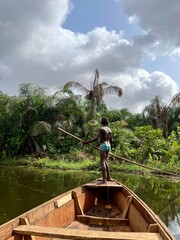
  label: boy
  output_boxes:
[84,117,112,183]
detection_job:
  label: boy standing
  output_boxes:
[84,117,112,183]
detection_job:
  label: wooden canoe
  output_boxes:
[0,178,175,240]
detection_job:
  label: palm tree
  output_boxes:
[161,92,180,137]
[143,93,180,137]
[0,92,13,156]
[54,95,86,133]
[143,96,162,129]
[64,69,123,119]
[17,83,52,156]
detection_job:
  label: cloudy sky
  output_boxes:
[0,0,180,113]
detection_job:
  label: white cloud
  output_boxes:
[0,0,179,113]
[128,16,139,25]
[120,0,180,57]
[104,69,178,113]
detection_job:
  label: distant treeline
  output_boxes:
[0,83,179,174]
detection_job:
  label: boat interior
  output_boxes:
[2,180,172,240]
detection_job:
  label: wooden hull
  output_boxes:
[0,179,175,240]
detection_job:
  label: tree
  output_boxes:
[143,93,180,137]
[0,92,16,157]
[17,83,51,156]
[64,69,123,119]
[53,90,86,153]
[105,108,132,123]
[134,125,166,163]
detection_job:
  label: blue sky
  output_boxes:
[0,0,179,113]
[64,0,143,38]
[64,0,129,34]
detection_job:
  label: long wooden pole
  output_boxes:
[57,127,180,177]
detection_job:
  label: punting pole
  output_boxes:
[57,127,180,178]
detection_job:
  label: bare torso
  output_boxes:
[98,126,112,145]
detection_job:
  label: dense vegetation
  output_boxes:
[0,82,179,174]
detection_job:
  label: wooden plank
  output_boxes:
[128,204,149,232]
[109,225,132,232]
[113,191,127,213]
[14,236,23,240]
[76,215,128,226]
[72,191,84,215]
[67,220,89,230]
[19,217,35,240]
[148,224,159,233]
[13,225,163,240]
[54,186,85,209]
[121,196,132,219]
[19,218,30,225]
[83,180,122,188]
[54,193,72,208]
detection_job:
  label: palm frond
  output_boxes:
[64,81,89,94]
[54,86,73,98]
[104,86,123,97]
[31,121,51,137]
[168,92,180,108]
[99,82,109,88]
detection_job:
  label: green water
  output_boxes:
[0,166,179,239]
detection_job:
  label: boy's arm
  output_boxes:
[83,129,100,144]
[83,136,98,144]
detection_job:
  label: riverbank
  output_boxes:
[1,151,180,177]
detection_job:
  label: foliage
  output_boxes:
[13,155,100,171]
[110,120,137,159]
[143,93,180,137]
[162,127,180,164]
[134,125,180,169]
[134,126,167,163]
[64,69,123,119]
[0,83,179,174]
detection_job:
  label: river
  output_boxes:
[0,166,179,239]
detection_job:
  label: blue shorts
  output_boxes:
[100,143,111,152]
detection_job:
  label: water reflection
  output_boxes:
[159,197,180,239]
[0,166,179,238]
